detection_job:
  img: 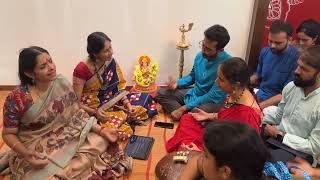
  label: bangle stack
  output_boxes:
[94,109,99,117]
[210,113,217,120]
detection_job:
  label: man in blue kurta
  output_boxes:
[155,25,231,120]
[250,20,299,109]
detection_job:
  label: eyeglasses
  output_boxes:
[199,40,216,52]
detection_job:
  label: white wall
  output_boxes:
[0,0,254,85]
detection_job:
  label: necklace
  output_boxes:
[34,87,42,98]
[31,85,45,99]
[94,62,108,90]
[224,88,245,108]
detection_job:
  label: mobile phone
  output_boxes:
[154,121,174,129]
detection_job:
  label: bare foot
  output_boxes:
[184,143,201,151]
[100,128,119,143]
[171,109,183,120]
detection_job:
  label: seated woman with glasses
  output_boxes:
[166,58,262,152]
[1,46,131,179]
[72,32,158,138]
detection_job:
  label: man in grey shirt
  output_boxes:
[262,46,320,164]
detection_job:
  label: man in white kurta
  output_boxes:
[262,46,320,163]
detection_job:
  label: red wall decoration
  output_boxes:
[261,0,320,48]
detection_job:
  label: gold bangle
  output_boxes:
[94,109,99,117]
[124,101,130,105]
[12,141,22,149]
[211,113,217,120]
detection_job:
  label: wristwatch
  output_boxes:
[261,123,267,130]
[276,132,286,142]
[261,123,267,134]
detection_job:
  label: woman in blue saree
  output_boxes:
[72,32,158,138]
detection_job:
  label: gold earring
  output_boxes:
[232,87,236,94]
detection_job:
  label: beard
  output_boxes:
[202,52,218,61]
[294,74,317,88]
[271,42,289,54]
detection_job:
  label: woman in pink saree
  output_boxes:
[2,46,131,179]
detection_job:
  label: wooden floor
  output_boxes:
[0,90,177,180]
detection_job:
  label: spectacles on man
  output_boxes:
[199,40,216,52]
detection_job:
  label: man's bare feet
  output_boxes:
[170,106,188,120]
[171,109,184,120]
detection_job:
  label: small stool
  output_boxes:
[155,150,200,180]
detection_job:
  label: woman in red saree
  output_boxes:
[166,57,262,152]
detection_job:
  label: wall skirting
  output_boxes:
[0,85,16,91]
